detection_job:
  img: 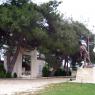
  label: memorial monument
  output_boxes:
[4,48,45,79]
[79,40,92,67]
[76,40,95,83]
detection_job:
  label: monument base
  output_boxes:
[76,67,95,83]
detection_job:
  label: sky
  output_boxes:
[0,0,95,34]
[33,0,95,34]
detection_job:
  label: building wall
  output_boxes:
[4,56,7,71]
[12,51,22,77]
[36,59,45,77]
[30,49,45,78]
[30,49,40,78]
[12,49,45,78]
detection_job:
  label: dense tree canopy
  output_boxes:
[0,0,92,72]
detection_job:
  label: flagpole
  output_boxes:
[87,36,89,53]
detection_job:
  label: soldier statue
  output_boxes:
[79,40,91,67]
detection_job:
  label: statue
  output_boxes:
[79,40,92,67]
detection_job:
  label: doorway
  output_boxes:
[22,55,31,75]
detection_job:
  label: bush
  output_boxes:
[6,72,12,78]
[0,71,6,78]
[66,70,72,76]
[0,64,13,78]
[54,69,64,76]
[13,73,17,78]
[0,64,6,78]
[54,68,72,76]
[42,66,50,77]
[0,64,5,71]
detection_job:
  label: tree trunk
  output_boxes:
[7,45,20,73]
[6,34,25,73]
[7,51,11,72]
[64,55,69,73]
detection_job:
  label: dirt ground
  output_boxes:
[0,77,70,95]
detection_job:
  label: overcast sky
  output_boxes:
[0,0,95,34]
[33,0,95,34]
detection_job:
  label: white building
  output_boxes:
[4,48,45,79]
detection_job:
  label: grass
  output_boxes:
[36,82,95,95]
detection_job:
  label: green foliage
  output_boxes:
[0,71,6,78]
[0,0,91,54]
[42,65,50,77]
[13,72,17,78]
[0,64,6,78]
[7,0,30,6]
[0,63,15,78]
[54,68,64,76]
[54,68,71,76]
[0,0,44,46]
[0,64,5,71]
[6,72,12,78]
[0,0,92,72]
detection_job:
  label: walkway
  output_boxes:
[0,77,70,95]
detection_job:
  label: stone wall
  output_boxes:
[76,67,95,83]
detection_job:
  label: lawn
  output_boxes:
[37,82,95,95]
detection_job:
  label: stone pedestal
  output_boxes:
[76,67,95,83]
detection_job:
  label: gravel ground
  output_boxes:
[0,77,70,95]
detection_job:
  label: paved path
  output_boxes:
[0,78,70,95]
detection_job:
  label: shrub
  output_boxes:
[13,73,17,78]
[0,71,6,78]
[0,64,5,71]
[6,72,12,78]
[42,66,50,77]
[0,64,6,78]
[65,70,72,76]
[54,68,63,76]
[0,64,14,78]
[54,68,72,76]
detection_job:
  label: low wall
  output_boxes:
[76,67,95,83]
